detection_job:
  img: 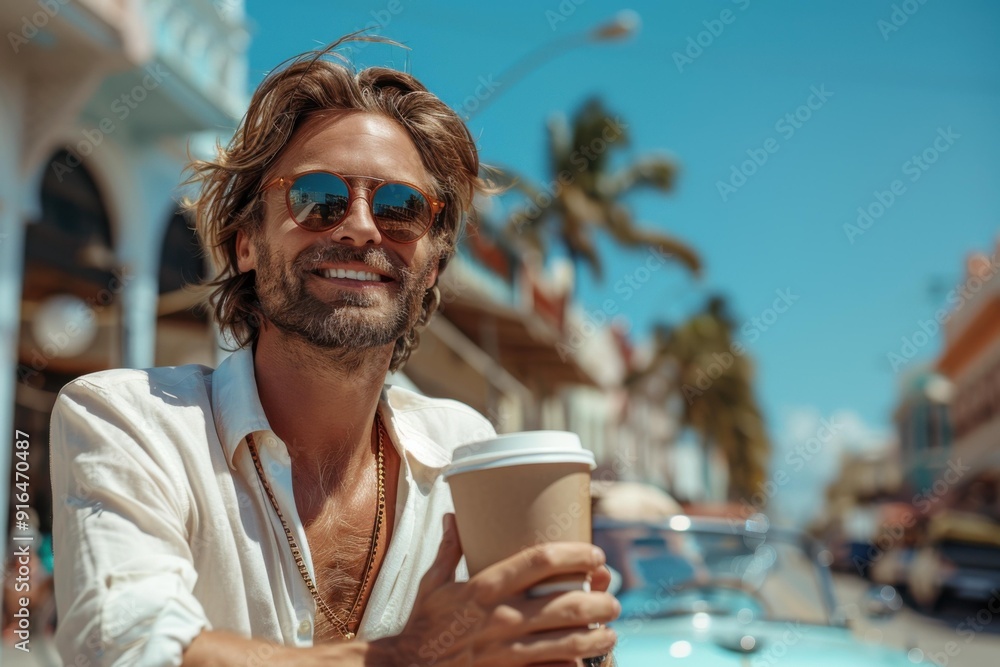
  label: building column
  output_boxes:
[120,258,159,369]
[0,70,25,571]
[116,147,179,369]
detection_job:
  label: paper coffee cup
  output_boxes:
[444,431,596,596]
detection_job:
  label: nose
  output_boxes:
[329,195,383,247]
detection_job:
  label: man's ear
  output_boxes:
[424,261,440,290]
[235,229,256,273]
[424,239,448,290]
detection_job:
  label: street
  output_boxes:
[833,573,1000,667]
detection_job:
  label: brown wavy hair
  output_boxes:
[186,35,486,371]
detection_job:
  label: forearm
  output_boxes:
[182,629,378,666]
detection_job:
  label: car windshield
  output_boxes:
[594,520,832,626]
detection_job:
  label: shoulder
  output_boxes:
[51,365,220,501]
[385,385,497,448]
[57,363,214,406]
[52,364,216,452]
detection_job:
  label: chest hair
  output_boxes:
[305,500,378,641]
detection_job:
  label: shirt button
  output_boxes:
[297,618,312,636]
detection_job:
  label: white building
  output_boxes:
[0,0,249,561]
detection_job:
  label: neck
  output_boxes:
[251,323,392,491]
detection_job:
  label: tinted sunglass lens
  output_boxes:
[288,173,350,229]
[372,183,431,242]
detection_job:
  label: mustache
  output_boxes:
[295,243,403,280]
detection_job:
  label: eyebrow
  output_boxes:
[278,167,436,190]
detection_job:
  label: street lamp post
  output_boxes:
[466,10,640,120]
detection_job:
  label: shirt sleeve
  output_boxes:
[50,378,212,667]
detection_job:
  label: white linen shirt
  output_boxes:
[50,346,495,667]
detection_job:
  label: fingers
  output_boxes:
[590,565,612,593]
[506,625,617,665]
[474,543,606,601]
[416,513,463,595]
[496,590,620,634]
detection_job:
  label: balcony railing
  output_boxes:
[143,0,249,124]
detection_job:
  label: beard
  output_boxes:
[251,235,437,352]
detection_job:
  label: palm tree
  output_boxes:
[494,97,701,282]
[629,296,771,503]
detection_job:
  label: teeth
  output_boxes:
[319,268,381,282]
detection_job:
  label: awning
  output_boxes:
[440,293,598,389]
[402,315,530,427]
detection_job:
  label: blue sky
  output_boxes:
[244,0,1000,517]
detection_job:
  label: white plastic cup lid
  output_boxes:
[444,431,596,479]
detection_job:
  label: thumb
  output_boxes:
[418,513,463,593]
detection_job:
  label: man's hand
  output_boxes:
[371,514,619,666]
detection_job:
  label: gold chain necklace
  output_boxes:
[246,413,386,641]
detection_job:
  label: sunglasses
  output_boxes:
[261,170,445,244]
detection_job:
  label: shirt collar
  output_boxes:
[381,389,455,470]
[212,345,453,471]
[212,346,272,470]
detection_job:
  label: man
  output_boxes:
[50,41,619,666]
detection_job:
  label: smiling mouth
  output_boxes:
[311,268,391,283]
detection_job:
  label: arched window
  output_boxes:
[21,150,119,385]
[29,150,115,279]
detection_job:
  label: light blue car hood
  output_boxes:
[611,616,924,666]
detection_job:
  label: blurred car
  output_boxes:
[594,516,928,666]
[907,510,1000,611]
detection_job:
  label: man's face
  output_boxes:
[236,112,442,351]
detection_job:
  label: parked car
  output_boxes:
[594,516,927,666]
[906,510,1000,611]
